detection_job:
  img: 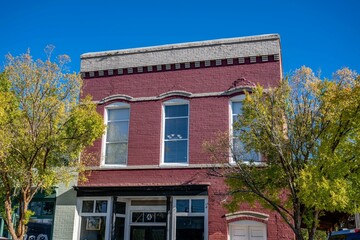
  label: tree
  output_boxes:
[204,67,360,240]
[0,49,104,240]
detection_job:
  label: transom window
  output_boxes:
[131,212,167,223]
[104,103,130,165]
[82,200,108,213]
[162,99,189,164]
[230,96,260,162]
[176,199,205,213]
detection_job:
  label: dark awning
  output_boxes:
[74,184,208,197]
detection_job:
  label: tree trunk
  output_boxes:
[293,199,304,240]
[16,199,28,240]
[294,230,304,240]
[4,194,28,240]
[308,210,320,240]
[4,198,18,240]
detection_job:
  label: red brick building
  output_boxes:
[75,34,294,240]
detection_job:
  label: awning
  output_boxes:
[74,184,209,197]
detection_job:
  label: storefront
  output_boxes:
[0,191,56,240]
[26,191,56,240]
[75,185,208,240]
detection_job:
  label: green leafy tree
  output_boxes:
[0,49,104,240]
[204,67,360,240]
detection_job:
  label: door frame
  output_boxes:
[117,197,167,240]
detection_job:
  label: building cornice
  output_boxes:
[81,54,279,79]
[80,34,281,75]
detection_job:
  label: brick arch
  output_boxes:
[98,94,133,104]
[157,90,192,99]
[225,211,269,224]
[227,215,268,225]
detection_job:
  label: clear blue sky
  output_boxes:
[1,0,359,78]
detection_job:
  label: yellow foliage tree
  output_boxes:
[204,67,360,240]
[0,49,104,240]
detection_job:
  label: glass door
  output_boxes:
[130,226,166,240]
[114,201,127,240]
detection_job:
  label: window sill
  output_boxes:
[160,163,189,167]
[100,164,128,168]
[87,163,225,170]
[229,161,266,167]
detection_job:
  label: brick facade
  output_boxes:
[75,34,294,240]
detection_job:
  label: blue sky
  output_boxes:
[1,0,359,78]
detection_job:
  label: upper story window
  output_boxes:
[162,99,189,164]
[103,102,130,165]
[230,95,260,162]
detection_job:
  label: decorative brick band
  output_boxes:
[95,86,257,104]
[81,54,279,79]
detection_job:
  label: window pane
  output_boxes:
[191,199,205,213]
[176,216,204,240]
[132,212,144,223]
[176,200,189,212]
[80,216,106,240]
[155,212,167,223]
[114,217,125,240]
[106,122,129,142]
[108,108,129,121]
[105,143,128,164]
[232,102,243,115]
[82,200,94,213]
[233,138,259,162]
[233,129,242,138]
[144,212,155,222]
[43,202,55,215]
[233,115,239,125]
[165,105,188,117]
[164,141,187,163]
[132,228,145,240]
[115,202,126,214]
[29,202,43,216]
[151,228,166,240]
[95,200,107,213]
[165,118,188,140]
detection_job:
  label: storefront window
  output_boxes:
[26,200,55,240]
[173,198,207,240]
[176,216,204,240]
[79,199,108,240]
[80,216,106,240]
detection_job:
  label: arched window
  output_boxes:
[103,102,130,165]
[230,95,260,162]
[161,99,189,164]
